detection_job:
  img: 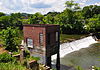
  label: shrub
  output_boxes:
[28,56,40,61]
[13,51,20,55]
[0,53,16,63]
[24,50,30,58]
[0,63,27,70]
[94,66,100,70]
[0,27,21,52]
[76,66,83,70]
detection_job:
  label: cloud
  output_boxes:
[30,2,52,8]
[79,0,91,3]
[2,0,23,10]
[79,2,85,6]
[95,2,100,6]
[0,0,99,14]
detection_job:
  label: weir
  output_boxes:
[52,36,97,61]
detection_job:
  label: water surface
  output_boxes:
[60,43,100,69]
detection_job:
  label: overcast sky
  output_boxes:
[0,0,100,14]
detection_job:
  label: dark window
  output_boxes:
[56,32,58,41]
[27,38,33,48]
[47,33,50,44]
[39,33,43,46]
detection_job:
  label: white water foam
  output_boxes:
[52,36,97,61]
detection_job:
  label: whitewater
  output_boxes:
[52,36,98,60]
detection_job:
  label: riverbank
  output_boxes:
[60,34,88,43]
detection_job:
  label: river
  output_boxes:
[52,36,100,70]
[60,43,100,70]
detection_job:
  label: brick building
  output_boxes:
[23,24,60,70]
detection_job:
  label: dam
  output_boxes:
[51,36,100,70]
[52,36,97,61]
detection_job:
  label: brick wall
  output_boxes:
[23,26,46,48]
[23,24,60,66]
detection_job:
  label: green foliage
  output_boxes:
[82,5,100,19]
[84,14,100,33]
[65,0,80,11]
[0,1,100,35]
[0,12,5,17]
[60,34,86,43]
[0,27,21,52]
[12,51,20,55]
[76,66,100,70]
[24,50,40,61]
[29,12,44,24]
[0,53,16,63]
[52,68,57,70]
[0,13,23,30]
[76,66,83,70]
[0,16,11,29]
[94,66,100,70]
[24,50,30,58]
[29,56,40,61]
[0,62,27,70]
[10,13,23,30]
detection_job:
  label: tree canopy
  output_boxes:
[0,27,20,52]
[0,1,100,34]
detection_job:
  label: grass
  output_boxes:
[12,51,20,55]
[27,56,40,61]
[60,34,87,43]
[0,62,27,70]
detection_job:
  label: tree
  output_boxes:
[0,16,11,29]
[0,12,5,17]
[43,14,54,24]
[82,5,100,19]
[0,27,20,52]
[29,12,44,24]
[10,13,23,30]
[10,13,21,19]
[0,13,23,30]
[59,0,82,34]
[65,0,80,11]
[84,14,100,33]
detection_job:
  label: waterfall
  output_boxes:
[52,36,97,61]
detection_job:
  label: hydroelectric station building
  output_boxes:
[23,24,60,69]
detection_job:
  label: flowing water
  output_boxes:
[52,36,100,70]
[60,43,100,69]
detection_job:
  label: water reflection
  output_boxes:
[60,43,100,69]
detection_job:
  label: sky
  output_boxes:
[0,0,100,14]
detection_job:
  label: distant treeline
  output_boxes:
[0,1,100,34]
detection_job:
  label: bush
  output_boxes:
[24,50,30,58]
[94,66,100,70]
[76,66,83,70]
[0,27,21,52]
[0,53,16,63]
[0,62,27,70]
[28,56,40,61]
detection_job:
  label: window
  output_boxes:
[47,33,50,44]
[56,32,58,41]
[39,33,43,46]
[27,38,33,48]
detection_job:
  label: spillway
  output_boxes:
[52,36,97,60]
